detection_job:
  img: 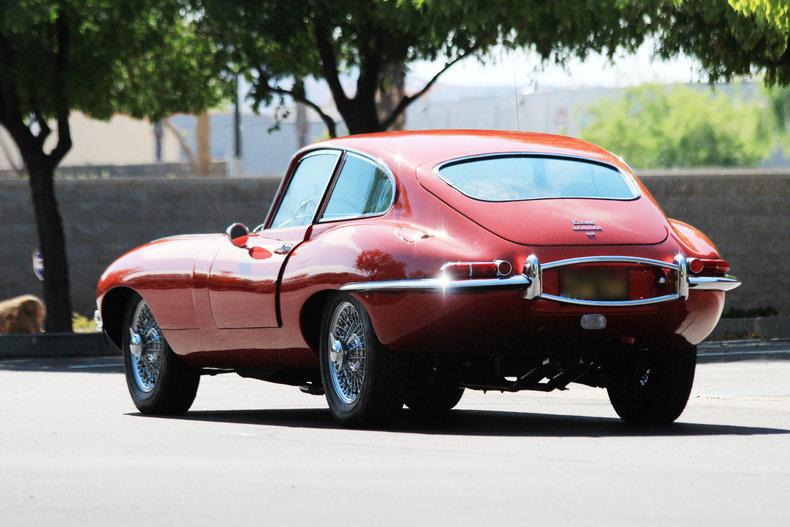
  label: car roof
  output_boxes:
[309,130,631,177]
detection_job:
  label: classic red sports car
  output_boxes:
[96,130,740,426]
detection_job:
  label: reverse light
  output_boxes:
[441,260,512,280]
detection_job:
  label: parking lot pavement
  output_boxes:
[1,343,789,526]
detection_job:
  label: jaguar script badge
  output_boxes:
[571,219,603,238]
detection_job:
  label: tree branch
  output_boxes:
[34,111,51,145]
[381,47,479,130]
[0,36,41,160]
[47,2,71,167]
[313,21,349,110]
[163,117,196,167]
[254,72,338,138]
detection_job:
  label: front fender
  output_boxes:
[96,234,223,331]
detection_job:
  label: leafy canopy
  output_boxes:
[0,0,225,126]
[192,0,654,133]
[654,0,790,86]
[728,0,790,32]
[580,84,772,168]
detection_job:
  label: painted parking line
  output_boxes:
[68,361,123,370]
[699,348,790,358]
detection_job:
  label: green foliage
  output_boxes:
[192,0,656,133]
[187,1,790,135]
[728,0,790,32]
[72,312,98,333]
[764,84,790,148]
[655,0,790,86]
[0,0,226,124]
[580,84,771,168]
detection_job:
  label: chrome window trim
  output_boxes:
[316,150,397,224]
[432,152,641,202]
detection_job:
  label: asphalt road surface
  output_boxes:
[1,341,789,526]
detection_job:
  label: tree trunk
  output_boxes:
[196,111,211,176]
[341,97,386,135]
[26,158,73,332]
[377,63,406,131]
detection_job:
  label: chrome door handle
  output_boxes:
[273,244,293,255]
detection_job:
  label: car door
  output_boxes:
[207,150,341,328]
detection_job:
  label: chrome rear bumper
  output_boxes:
[341,254,741,307]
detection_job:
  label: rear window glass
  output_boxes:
[437,156,637,201]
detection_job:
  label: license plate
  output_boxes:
[559,268,629,301]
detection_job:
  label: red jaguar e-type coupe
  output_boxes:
[96,130,740,426]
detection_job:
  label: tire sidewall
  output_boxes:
[319,293,380,423]
[122,294,174,411]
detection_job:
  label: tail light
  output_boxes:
[441,260,512,280]
[687,258,730,276]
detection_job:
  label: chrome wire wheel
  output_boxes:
[128,300,164,393]
[327,301,368,404]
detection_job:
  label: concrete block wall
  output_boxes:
[0,169,787,316]
[1,178,280,315]
[639,170,789,317]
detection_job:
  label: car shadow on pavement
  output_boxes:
[136,408,790,438]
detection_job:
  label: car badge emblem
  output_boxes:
[571,219,603,238]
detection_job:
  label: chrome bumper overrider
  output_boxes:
[340,254,741,307]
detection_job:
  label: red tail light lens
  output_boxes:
[441,260,511,279]
[688,258,704,274]
[688,258,730,276]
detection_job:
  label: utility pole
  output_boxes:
[232,74,243,177]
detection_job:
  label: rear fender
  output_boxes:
[668,219,720,258]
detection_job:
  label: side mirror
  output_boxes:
[225,222,249,248]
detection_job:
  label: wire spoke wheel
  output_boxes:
[328,301,368,404]
[128,300,164,393]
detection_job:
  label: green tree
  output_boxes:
[655,0,789,86]
[580,84,771,168]
[728,0,789,32]
[193,0,656,136]
[192,0,790,137]
[0,1,225,331]
[765,84,790,143]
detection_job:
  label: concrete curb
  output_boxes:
[710,317,790,340]
[0,333,118,359]
[1,318,788,360]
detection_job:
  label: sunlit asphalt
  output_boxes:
[1,340,789,526]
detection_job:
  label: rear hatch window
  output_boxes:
[419,154,668,246]
[438,155,637,201]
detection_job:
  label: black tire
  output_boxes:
[406,387,465,415]
[319,293,407,427]
[122,293,200,415]
[607,345,696,424]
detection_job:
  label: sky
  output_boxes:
[410,42,705,90]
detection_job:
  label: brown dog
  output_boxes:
[0,295,46,334]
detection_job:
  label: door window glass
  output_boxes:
[269,152,339,228]
[321,154,394,221]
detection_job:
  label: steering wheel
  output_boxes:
[276,196,321,228]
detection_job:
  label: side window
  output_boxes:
[269,152,339,229]
[320,154,394,221]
